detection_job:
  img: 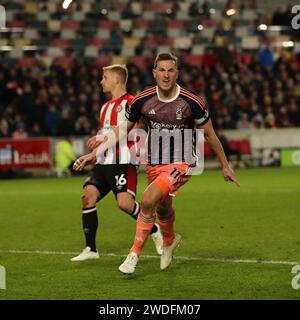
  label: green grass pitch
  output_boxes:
[0,167,300,300]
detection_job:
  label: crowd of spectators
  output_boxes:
[0,0,300,138]
[1,46,300,139]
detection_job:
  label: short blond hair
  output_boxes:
[102,64,128,84]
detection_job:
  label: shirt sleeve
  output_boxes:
[190,95,210,125]
[125,98,142,123]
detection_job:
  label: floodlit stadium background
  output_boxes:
[0,0,300,300]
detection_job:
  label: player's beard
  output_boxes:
[158,79,177,97]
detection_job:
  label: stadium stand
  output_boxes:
[0,0,300,141]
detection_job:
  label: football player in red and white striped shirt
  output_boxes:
[71,64,163,261]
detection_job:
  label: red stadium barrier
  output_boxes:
[204,140,251,157]
[0,138,52,169]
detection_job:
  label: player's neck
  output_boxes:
[111,86,127,100]
[157,84,179,101]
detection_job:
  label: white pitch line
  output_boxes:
[1,249,299,266]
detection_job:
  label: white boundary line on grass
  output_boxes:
[2,249,300,266]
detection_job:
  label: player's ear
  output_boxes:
[152,68,157,79]
[113,73,120,84]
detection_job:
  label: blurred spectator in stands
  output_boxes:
[29,122,43,137]
[19,81,34,116]
[188,1,200,16]
[265,108,277,128]
[58,103,74,136]
[216,38,234,69]
[12,124,28,140]
[32,88,48,126]
[259,44,274,69]
[44,103,61,136]
[0,118,10,138]
[75,115,92,136]
[278,106,291,127]
[287,98,300,127]
[122,1,137,19]
[109,29,123,55]
[237,113,252,129]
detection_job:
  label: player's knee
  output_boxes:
[117,198,132,214]
[81,193,97,208]
[140,196,156,213]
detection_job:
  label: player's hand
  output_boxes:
[222,166,240,187]
[87,135,106,151]
[87,136,101,151]
[73,153,95,171]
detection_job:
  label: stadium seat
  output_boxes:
[98,20,116,29]
[178,2,189,12]
[24,2,38,14]
[120,19,133,31]
[9,49,23,59]
[121,47,136,57]
[48,20,61,31]
[176,11,189,20]
[8,21,26,28]
[142,11,155,20]
[46,47,65,57]
[112,56,128,65]
[241,36,259,49]
[94,56,112,68]
[115,3,126,13]
[39,56,54,68]
[168,29,183,38]
[191,45,205,55]
[145,3,173,13]
[132,29,146,39]
[167,20,184,29]
[45,2,57,13]
[174,37,192,49]
[12,39,31,48]
[201,27,216,39]
[51,39,71,49]
[87,38,108,48]
[72,11,86,22]
[62,21,81,30]
[129,56,151,69]
[185,55,203,67]
[81,3,92,13]
[123,37,140,48]
[23,29,39,40]
[96,29,110,39]
[131,2,142,15]
[18,57,39,68]
[61,30,77,40]
[107,11,121,21]
[134,19,150,29]
[53,57,75,69]
[37,11,50,21]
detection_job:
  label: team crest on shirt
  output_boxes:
[117,105,123,112]
[176,107,183,120]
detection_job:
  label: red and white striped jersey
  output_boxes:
[97,93,134,164]
[99,93,134,133]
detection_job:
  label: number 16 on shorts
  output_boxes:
[0,265,6,290]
